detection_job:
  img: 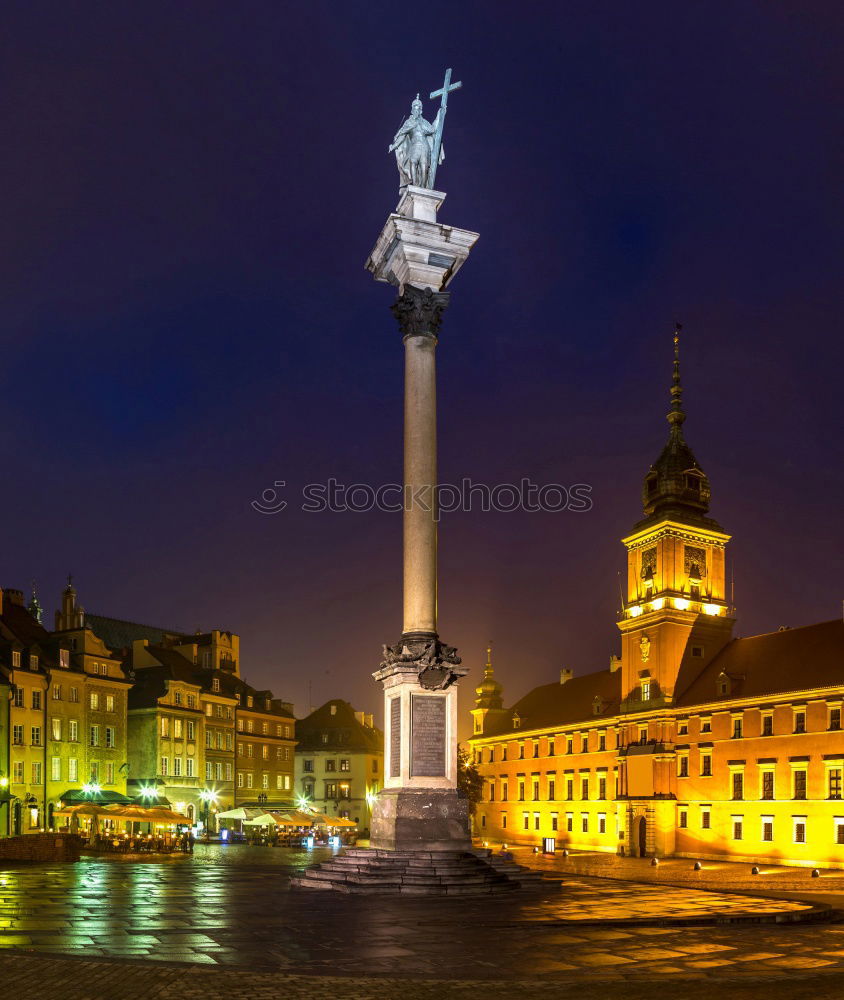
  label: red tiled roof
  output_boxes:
[477,668,622,739]
[677,619,844,706]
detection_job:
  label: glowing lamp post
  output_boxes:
[199,789,217,839]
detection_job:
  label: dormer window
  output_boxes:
[646,474,658,495]
[59,650,69,668]
[512,712,521,730]
[247,695,254,708]
[211,678,220,693]
[641,681,651,702]
[30,654,39,670]
[265,698,271,711]
[685,473,701,492]
[12,651,21,667]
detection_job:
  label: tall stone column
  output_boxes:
[366,186,478,852]
[394,286,446,641]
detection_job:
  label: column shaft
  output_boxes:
[403,333,438,636]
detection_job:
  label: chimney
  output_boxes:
[354,710,365,725]
[609,654,622,673]
[366,713,374,728]
[560,668,573,685]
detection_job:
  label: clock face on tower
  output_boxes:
[640,635,651,662]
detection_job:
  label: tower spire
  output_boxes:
[668,322,685,435]
[484,641,493,678]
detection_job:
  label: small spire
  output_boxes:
[28,580,43,624]
[485,642,493,677]
[66,573,74,591]
[668,322,685,433]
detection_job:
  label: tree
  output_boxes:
[457,745,485,816]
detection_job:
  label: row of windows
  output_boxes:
[477,733,612,764]
[13,688,119,711]
[205,729,234,751]
[478,705,843,761]
[677,706,840,738]
[677,807,844,846]
[236,772,292,790]
[488,775,611,803]
[11,723,117,748]
[11,759,116,785]
[676,758,842,800]
[301,781,352,798]
[237,743,291,760]
[302,758,355,772]
[235,718,291,737]
[205,761,234,782]
[480,811,613,835]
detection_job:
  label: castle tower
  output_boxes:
[471,644,507,736]
[617,326,735,711]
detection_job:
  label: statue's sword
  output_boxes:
[428,68,462,189]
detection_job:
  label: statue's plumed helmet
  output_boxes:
[411,94,422,111]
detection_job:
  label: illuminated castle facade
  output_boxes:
[469,328,844,867]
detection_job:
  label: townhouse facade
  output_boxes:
[469,334,844,868]
[295,700,384,831]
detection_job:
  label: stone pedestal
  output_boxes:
[370,788,470,853]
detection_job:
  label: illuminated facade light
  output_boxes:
[651,598,665,611]
[674,598,690,611]
[703,603,720,616]
[628,605,643,618]
[139,786,159,799]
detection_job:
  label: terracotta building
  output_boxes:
[469,331,844,868]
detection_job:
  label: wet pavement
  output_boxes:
[0,843,842,993]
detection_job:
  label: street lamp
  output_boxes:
[199,789,217,840]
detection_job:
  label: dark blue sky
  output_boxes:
[1,2,842,730]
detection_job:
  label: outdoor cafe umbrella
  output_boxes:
[241,812,278,827]
[216,806,268,821]
[310,812,357,828]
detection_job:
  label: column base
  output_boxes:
[370,787,470,852]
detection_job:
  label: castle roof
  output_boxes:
[676,619,844,706]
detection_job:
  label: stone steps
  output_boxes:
[290,848,524,896]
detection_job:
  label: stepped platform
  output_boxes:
[290,846,546,895]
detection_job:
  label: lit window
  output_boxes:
[830,708,842,732]
[761,771,775,800]
[794,711,806,734]
[762,714,773,736]
[828,768,842,800]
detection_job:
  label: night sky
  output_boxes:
[1,3,842,733]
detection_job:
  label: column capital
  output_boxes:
[375,635,467,690]
[390,285,450,341]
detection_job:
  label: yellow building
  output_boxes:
[53,581,132,813]
[469,330,844,868]
[83,616,296,827]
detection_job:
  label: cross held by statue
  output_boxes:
[428,68,462,188]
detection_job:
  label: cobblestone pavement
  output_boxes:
[507,844,844,894]
[0,844,842,996]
